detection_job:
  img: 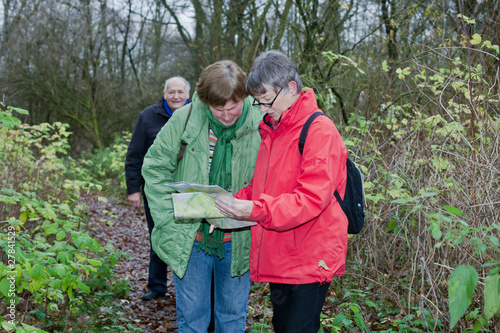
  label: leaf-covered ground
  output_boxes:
[84,195,179,332]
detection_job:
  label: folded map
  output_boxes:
[166,182,256,229]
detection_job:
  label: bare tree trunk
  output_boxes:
[120,0,132,82]
[2,0,11,44]
[380,0,398,61]
[99,0,113,75]
[150,0,166,72]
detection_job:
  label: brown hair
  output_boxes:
[196,60,248,107]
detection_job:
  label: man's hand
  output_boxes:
[215,198,254,221]
[128,192,142,208]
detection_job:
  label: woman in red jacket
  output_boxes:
[216,50,348,333]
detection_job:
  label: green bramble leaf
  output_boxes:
[31,265,44,280]
[432,227,442,240]
[449,265,478,328]
[484,273,500,319]
[11,107,29,115]
[443,206,464,216]
[56,230,66,241]
[382,60,389,72]
[77,279,90,294]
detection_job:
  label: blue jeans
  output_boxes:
[173,240,250,333]
[270,282,331,333]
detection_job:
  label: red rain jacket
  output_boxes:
[236,89,348,284]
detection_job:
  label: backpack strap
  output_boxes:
[177,103,193,163]
[334,188,342,203]
[298,111,326,155]
[299,111,344,203]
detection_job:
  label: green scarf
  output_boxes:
[198,100,250,259]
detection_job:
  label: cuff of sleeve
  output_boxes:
[127,186,141,195]
[249,200,267,223]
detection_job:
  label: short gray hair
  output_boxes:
[246,50,302,96]
[164,76,191,94]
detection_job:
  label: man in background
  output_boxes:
[125,76,190,300]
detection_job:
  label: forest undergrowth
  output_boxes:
[1,28,500,332]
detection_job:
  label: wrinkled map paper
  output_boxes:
[166,182,256,229]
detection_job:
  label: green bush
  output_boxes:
[0,105,129,332]
[75,132,131,200]
[317,28,500,331]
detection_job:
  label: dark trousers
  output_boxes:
[143,192,168,294]
[270,281,330,333]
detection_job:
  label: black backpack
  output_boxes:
[298,111,366,234]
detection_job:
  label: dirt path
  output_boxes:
[83,195,178,332]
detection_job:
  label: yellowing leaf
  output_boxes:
[19,211,28,223]
[87,259,102,266]
[470,34,482,45]
[318,260,331,271]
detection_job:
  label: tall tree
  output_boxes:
[0,0,194,150]
[159,0,294,70]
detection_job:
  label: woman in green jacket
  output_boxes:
[142,60,262,333]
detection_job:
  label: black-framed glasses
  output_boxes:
[252,88,283,108]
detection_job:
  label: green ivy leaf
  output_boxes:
[448,265,478,328]
[484,274,500,319]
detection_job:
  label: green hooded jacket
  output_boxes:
[142,96,262,278]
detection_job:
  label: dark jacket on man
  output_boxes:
[125,97,171,195]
